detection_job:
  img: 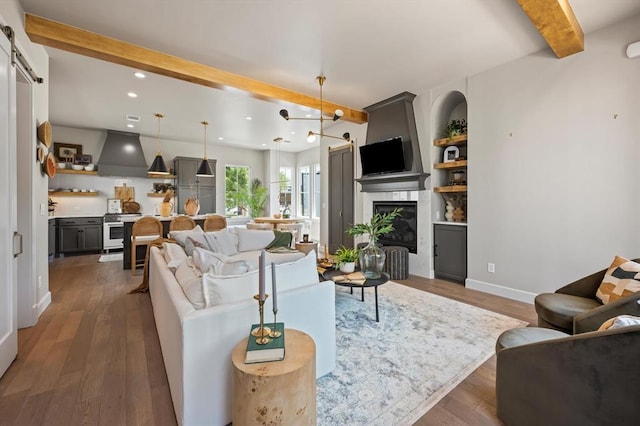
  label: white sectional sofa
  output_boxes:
[148,242,336,426]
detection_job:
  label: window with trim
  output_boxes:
[298,166,310,218]
[313,164,321,218]
[278,166,292,214]
[225,165,249,216]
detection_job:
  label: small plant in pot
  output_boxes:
[334,246,359,273]
[444,119,467,139]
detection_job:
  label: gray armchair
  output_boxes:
[496,325,640,426]
[534,258,640,334]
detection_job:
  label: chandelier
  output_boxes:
[279,76,351,143]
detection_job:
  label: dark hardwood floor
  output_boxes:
[0,254,536,425]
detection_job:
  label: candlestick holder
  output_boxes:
[251,294,271,344]
[269,310,282,338]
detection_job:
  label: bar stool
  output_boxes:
[131,217,163,275]
[276,223,303,245]
[169,215,196,231]
[204,214,227,231]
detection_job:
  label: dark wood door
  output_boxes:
[434,224,467,283]
[328,146,354,253]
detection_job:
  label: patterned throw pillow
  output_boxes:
[595,256,640,304]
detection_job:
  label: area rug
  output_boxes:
[317,282,528,425]
[98,253,123,263]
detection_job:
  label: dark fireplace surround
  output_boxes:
[373,201,417,254]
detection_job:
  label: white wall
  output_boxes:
[465,14,640,302]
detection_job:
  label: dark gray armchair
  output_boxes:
[496,325,640,426]
[535,258,640,334]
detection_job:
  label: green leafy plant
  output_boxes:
[444,119,467,138]
[246,178,268,218]
[334,246,359,266]
[346,207,403,241]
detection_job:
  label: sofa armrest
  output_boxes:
[574,291,640,333]
[496,326,640,426]
[555,268,607,298]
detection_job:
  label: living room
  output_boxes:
[1,1,639,425]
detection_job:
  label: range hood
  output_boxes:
[356,92,429,192]
[97,130,149,177]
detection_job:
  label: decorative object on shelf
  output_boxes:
[53,142,82,163]
[48,197,57,215]
[347,207,403,279]
[123,198,141,214]
[196,121,214,177]
[114,184,135,203]
[453,206,465,222]
[84,163,95,171]
[184,197,200,216]
[44,152,57,178]
[148,113,170,175]
[159,190,174,217]
[37,145,45,164]
[37,121,52,147]
[278,76,352,143]
[444,119,467,139]
[445,200,454,221]
[443,146,459,163]
[451,170,466,185]
[74,154,92,165]
[334,246,359,273]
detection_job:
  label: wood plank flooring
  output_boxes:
[0,254,536,425]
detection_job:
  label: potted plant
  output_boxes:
[346,207,403,278]
[246,178,268,218]
[334,246,359,273]
[444,119,467,139]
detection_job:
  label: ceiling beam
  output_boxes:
[24,14,368,124]
[517,0,584,58]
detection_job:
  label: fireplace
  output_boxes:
[373,201,417,253]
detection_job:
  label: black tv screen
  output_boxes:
[359,137,406,175]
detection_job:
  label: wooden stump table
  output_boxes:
[231,329,316,425]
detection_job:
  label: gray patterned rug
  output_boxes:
[317,281,527,425]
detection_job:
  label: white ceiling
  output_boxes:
[18,0,640,152]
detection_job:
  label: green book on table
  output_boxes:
[245,323,285,364]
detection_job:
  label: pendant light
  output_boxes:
[148,113,169,175]
[196,121,214,177]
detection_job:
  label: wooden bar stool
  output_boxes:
[131,217,163,275]
[169,215,196,231]
[203,214,227,231]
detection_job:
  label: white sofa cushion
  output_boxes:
[235,228,275,252]
[230,250,305,269]
[169,225,208,252]
[163,242,188,273]
[204,229,239,256]
[175,258,205,309]
[192,247,252,276]
[203,250,318,307]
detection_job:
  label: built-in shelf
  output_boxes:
[147,192,172,197]
[56,169,97,175]
[434,160,468,169]
[49,191,99,196]
[433,134,467,147]
[147,173,176,179]
[433,185,467,193]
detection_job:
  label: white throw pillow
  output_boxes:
[162,242,188,273]
[169,225,207,249]
[174,258,205,309]
[192,247,251,276]
[204,229,239,256]
[202,250,318,307]
[236,228,275,252]
[184,236,208,256]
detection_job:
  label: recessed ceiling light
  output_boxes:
[305,114,312,118]
[134,72,146,79]
[128,92,137,98]
[126,124,134,128]
[261,143,267,147]
[218,137,224,140]
[290,131,296,135]
[245,116,252,120]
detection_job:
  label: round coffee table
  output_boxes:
[322,269,389,322]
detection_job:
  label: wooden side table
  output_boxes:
[295,241,318,257]
[232,329,316,425]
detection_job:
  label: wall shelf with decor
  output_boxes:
[434,160,468,170]
[49,191,99,197]
[56,169,98,176]
[433,134,467,194]
[147,173,176,179]
[147,192,172,198]
[433,134,467,147]
[433,185,467,193]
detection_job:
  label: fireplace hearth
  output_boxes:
[373,201,417,253]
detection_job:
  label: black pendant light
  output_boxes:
[148,113,169,175]
[196,120,214,177]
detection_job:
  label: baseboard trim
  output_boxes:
[37,291,51,318]
[465,279,536,304]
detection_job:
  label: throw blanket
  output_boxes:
[266,230,292,249]
[129,237,176,294]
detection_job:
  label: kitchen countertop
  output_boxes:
[48,214,104,220]
[120,214,250,225]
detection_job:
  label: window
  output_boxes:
[313,164,321,218]
[278,166,293,214]
[225,165,249,216]
[298,166,310,217]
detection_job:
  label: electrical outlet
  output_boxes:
[40,203,46,215]
[38,275,42,289]
[436,211,440,220]
[488,263,495,273]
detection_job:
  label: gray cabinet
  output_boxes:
[328,146,354,253]
[48,219,56,257]
[434,224,467,283]
[174,156,216,214]
[57,217,103,254]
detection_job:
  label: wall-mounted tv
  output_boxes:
[359,137,406,176]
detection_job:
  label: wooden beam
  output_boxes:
[517,0,584,58]
[24,14,368,124]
